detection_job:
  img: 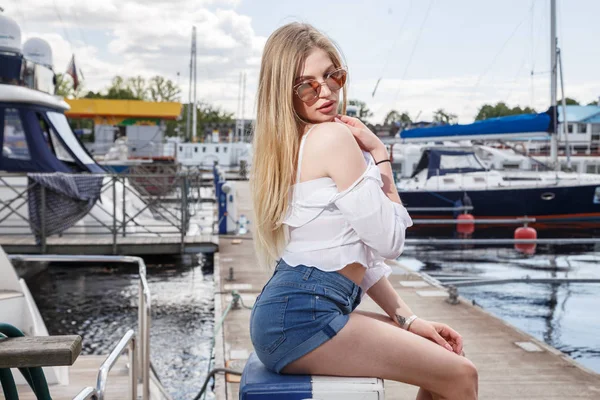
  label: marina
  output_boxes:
[2,1,600,399]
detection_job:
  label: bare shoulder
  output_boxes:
[305,122,367,192]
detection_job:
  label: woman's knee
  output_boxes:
[446,358,478,400]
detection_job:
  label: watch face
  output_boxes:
[396,314,407,328]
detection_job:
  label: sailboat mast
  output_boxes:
[191,26,198,142]
[550,0,558,169]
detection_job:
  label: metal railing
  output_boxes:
[8,255,153,400]
[0,172,214,254]
[412,217,536,225]
[405,237,600,245]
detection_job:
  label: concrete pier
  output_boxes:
[213,181,600,399]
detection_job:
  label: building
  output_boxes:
[65,98,182,158]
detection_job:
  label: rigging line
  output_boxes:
[505,36,531,105]
[471,6,531,93]
[384,0,436,113]
[372,0,414,98]
[52,0,74,53]
[70,7,90,49]
[9,0,29,33]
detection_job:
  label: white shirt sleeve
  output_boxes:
[359,256,392,296]
[332,163,413,260]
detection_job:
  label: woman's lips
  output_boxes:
[318,101,335,113]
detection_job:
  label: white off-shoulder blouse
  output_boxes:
[280,124,413,296]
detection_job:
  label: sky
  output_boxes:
[4,0,600,124]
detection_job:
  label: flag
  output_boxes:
[66,54,79,90]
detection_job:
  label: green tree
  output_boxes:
[128,76,148,100]
[55,73,85,98]
[588,100,599,106]
[167,102,235,138]
[148,76,181,102]
[348,99,373,122]
[384,110,412,126]
[475,102,536,121]
[103,76,139,100]
[558,97,580,105]
[432,108,457,124]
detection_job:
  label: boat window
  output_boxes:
[46,112,95,165]
[36,114,55,152]
[578,124,588,134]
[587,165,598,174]
[3,108,30,160]
[439,154,482,170]
[567,124,574,134]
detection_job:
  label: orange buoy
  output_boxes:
[514,226,537,255]
[456,213,475,235]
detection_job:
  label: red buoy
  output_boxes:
[514,226,537,255]
[456,213,475,235]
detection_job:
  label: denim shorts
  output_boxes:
[249,258,363,373]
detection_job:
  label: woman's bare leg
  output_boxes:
[281,312,477,400]
[354,310,440,400]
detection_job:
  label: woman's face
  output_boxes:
[293,48,343,125]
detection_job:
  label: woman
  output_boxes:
[249,22,478,400]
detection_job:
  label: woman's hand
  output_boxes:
[334,114,386,155]
[408,318,464,356]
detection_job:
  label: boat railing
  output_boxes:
[8,254,155,400]
[0,172,212,254]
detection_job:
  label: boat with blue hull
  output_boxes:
[397,148,600,234]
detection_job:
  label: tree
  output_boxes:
[128,76,148,100]
[54,73,85,98]
[104,76,139,100]
[348,99,373,122]
[384,110,412,126]
[558,97,580,105]
[167,102,235,138]
[475,102,536,121]
[588,100,599,106]
[148,76,181,102]
[432,108,457,125]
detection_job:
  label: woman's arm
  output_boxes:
[368,275,463,354]
[370,145,402,204]
[366,274,413,326]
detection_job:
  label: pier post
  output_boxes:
[40,185,46,254]
[112,177,117,255]
[122,176,127,237]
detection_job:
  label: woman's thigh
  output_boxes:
[281,311,475,396]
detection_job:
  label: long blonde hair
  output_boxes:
[250,22,347,270]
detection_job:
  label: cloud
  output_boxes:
[7,0,264,115]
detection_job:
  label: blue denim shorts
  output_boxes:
[249,258,363,373]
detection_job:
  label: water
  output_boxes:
[402,244,600,373]
[26,256,215,399]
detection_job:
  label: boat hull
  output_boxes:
[399,184,600,235]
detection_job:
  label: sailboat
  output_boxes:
[393,0,600,233]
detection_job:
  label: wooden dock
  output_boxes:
[213,181,600,399]
[0,234,218,256]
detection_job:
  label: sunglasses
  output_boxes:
[293,67,347,103]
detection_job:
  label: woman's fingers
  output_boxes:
[337,114,361,127]
[437,324,463,355]
[427,329,453,352]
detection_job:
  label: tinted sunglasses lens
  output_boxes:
[297,81,320,102]
[327,70,346,90]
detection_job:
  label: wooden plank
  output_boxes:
[0,335,82,368]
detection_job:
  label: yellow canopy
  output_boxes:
[65,99,182,120]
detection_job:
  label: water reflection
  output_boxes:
[403,246,600,373]
[26,255,215,399]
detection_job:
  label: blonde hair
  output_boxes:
[250,22,347,270]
